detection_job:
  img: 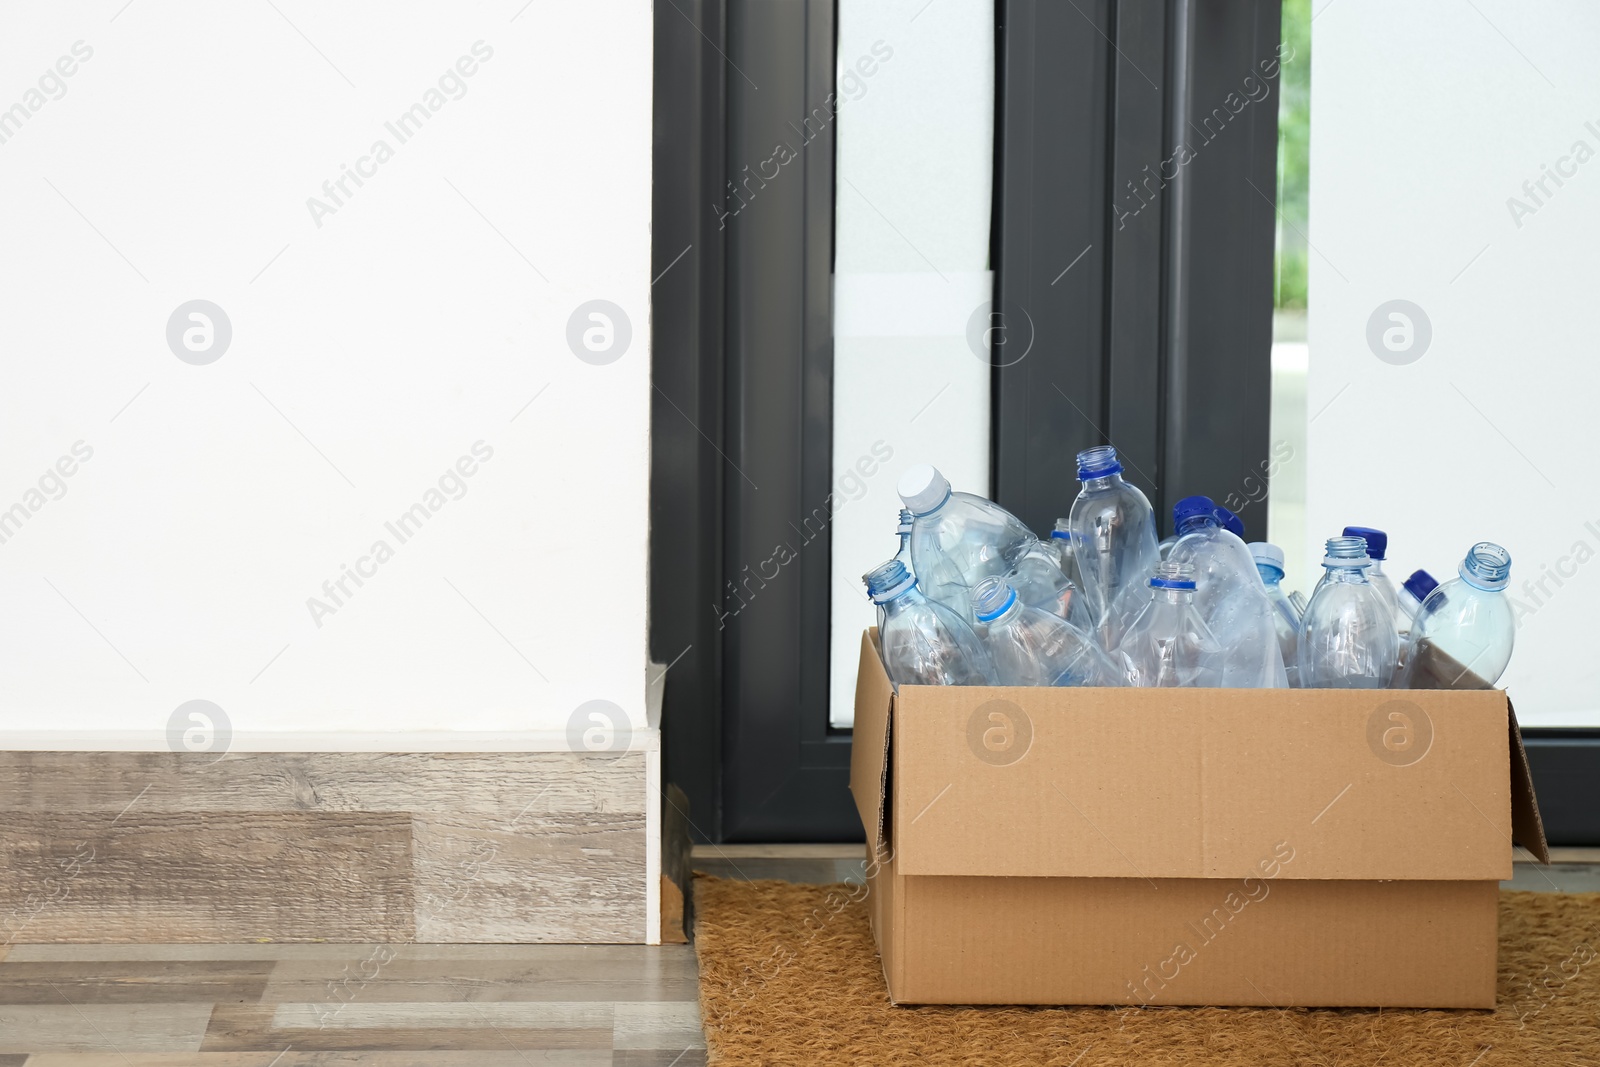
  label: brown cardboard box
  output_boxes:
[848,631,1548,1008]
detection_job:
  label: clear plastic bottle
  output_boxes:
[1297,536,1400,689]
[864,560,995,687]
[1398,569,1438,626]
[1342,526,1401,632]
[1392,568,1439,684]
[1400,543,1515,689]
[1250,541,1304,689]
[1005,541,1095,634]
[1214,505,1247,541]
[1047,519,1081,587]
[1114,561,1224,688]
[1166,496,1288,687]
[892,508,915,574]
[1066,446,1161,647]
[970,576,1123,687]
[898,464,1036,618]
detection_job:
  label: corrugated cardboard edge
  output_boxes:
[849,629,894,858]
[1506,696,1550,864]
[872,851,906,1004]
[850,630,903,1002]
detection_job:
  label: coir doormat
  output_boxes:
[693,875,1600,1065]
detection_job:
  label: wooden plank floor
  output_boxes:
[0,848,1588,1060]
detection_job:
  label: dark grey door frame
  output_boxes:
[718,0,855,841]
[652,0,855,842]
[650,0,729,841]
[991,0,1284,541]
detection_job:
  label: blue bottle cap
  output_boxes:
[1172,495,1217,531]
[1214,505,1246,540]
[1342,526,1388,560]
[1402,568,1438,602]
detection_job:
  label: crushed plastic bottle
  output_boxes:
[864,559,995,687]
[1298,536,1400,689]
[1047,519,1081,588]
[898,464,1036,618]
[1166,496,1288,687]
[1401,543,1515,689]
[1115,561,1224,688]
[970,576,1123,687]
[1066,446,1161,647]
[1251,541,1303,688]
[1006,541,1095,634]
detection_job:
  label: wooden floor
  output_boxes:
[0,847,1590,1060]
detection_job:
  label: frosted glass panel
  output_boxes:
[829,0,995,727]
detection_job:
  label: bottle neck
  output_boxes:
[1078,472,1124,492]
[1321,564,1371,585]
[878,584,924,612]
[984,599,1023,627]
[1176,516,1217,537]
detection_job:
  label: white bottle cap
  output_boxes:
[896,464,951,515]
[1249,541,1285,570]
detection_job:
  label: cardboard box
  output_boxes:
[848,631,1548,1008]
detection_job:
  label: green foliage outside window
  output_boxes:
[1276,0,1310,309]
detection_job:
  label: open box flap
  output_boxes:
[1507,696,1550,863]
[848,629,894,858]
[1409,641,1547,863]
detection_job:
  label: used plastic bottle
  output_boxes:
[863,560,995,687]
[892,508,915,574]
[1401,543,1515,689]
[1166,496,1288,687]
[1047,519,1081,587]
[898,464,1036,618]
[1005,541,1095,634]
[1115,561,1224,688]
[1066,446,1161,647]
[1298,536,1400,689]
[1250,541,1304,688]
[1398,568,1439,625]
[1342,526,1401,631]
[1215,505,1247,541]
[1392,568,1440,683]
[970,576,1123,687]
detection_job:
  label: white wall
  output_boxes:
[0,1,652,737]
[1310,0,1599,724]
[829,0,994,727]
